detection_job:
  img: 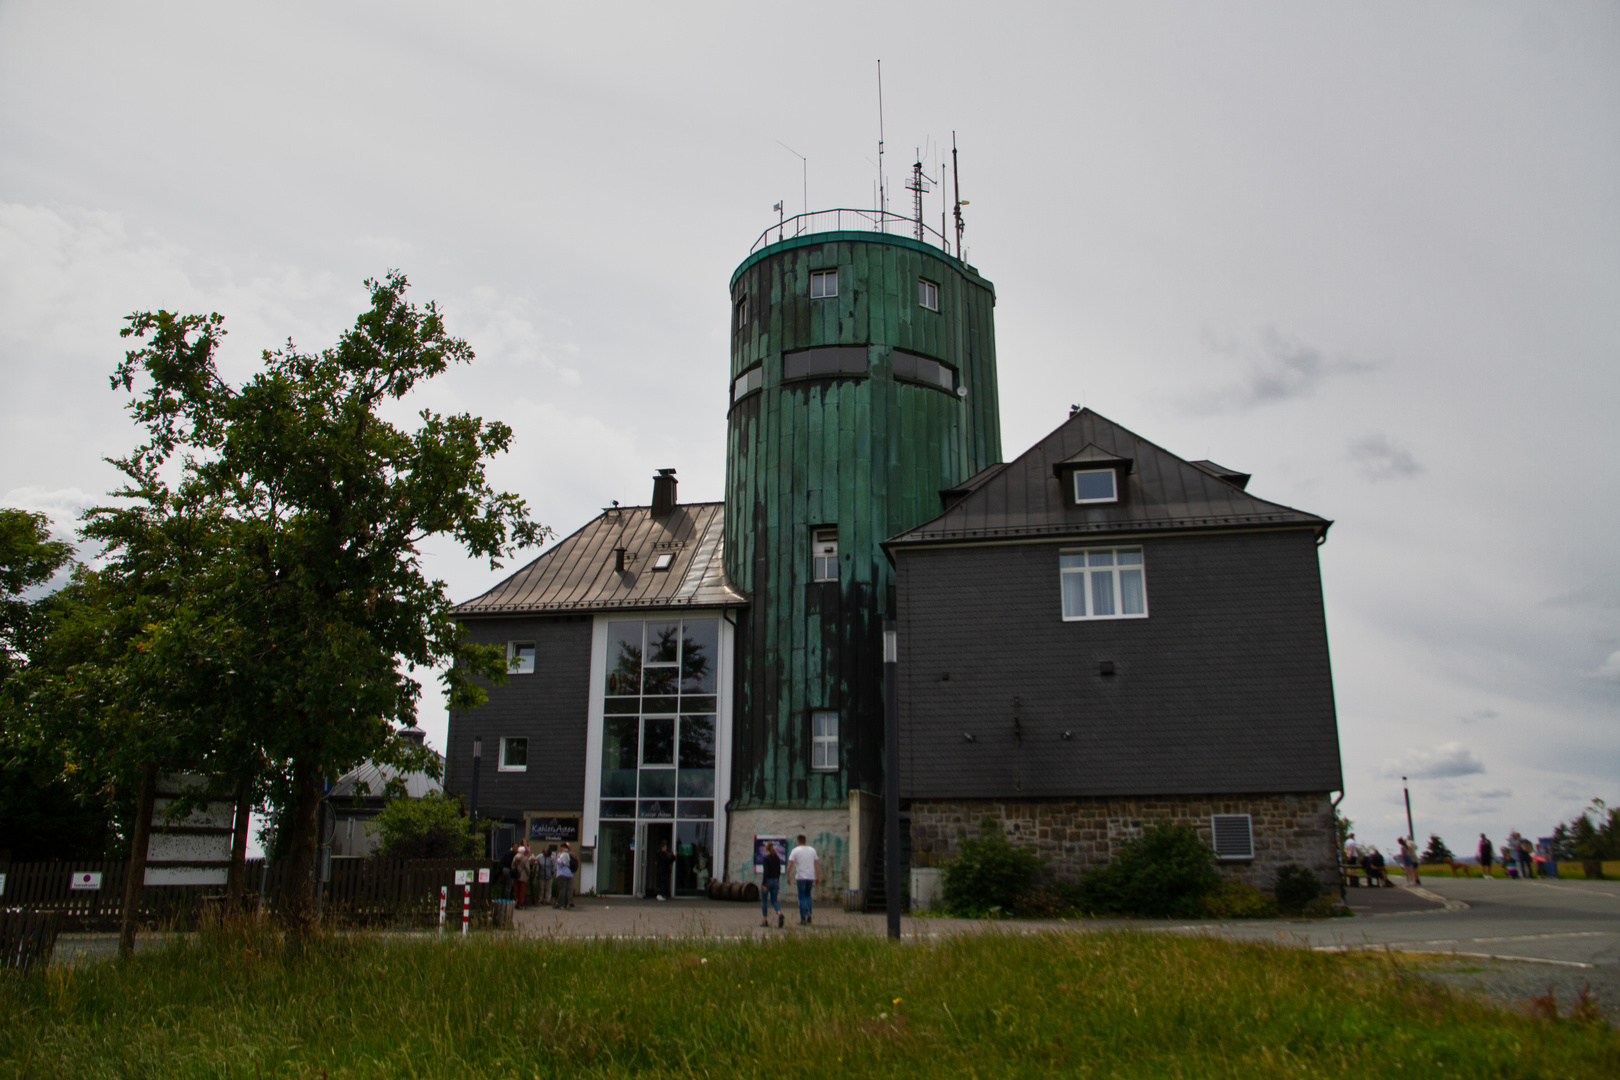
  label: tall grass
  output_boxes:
[3,922,1615,1078]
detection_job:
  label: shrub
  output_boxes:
[1200,880,1279,919]
[1077,823,1220,918]
[1016,883,1083,918]
[374,792,479,860]
[939,818,1044,917]
[1274,863,1324,914]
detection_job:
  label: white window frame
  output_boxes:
[498,736,529,773]
[811,711,839,771]
[1059,547,1148,621]
[809,269,838,298]
[735,294,749,329]
[507,641,536,675]
[1211,813,1254,860]
[918,278,940,311]
[1071,468,1118,505]
[812,527,838,582]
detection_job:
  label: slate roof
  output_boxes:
[454,501,746,615]
[888,408,1329,548]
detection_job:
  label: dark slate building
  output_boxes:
[445,212,1344,903]
[886,408,1343,889]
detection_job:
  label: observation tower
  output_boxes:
[723,207,1002,863]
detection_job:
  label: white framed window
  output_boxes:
[918,278,939,311]
[499,737,529,772]
[1071,468,1118,505]
[652,552,674,571]
[508,641,536,674]
[812,527,838,582]
[1060,548,1148,620]
[1211,814,1254,860]
[735,294,749,329]
[811,711,839,770]
[810,269,838,298]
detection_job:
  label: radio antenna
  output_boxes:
[952,131,964,260]
[876,60,886,226]
[777,142,807,232]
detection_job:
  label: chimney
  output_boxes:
[651,468,678,517]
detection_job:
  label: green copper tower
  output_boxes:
[724,224,1002,820]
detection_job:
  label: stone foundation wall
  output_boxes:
[725,808,848,904]
[910,793,1336,889]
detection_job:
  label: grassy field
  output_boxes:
[3,926,1616,1079]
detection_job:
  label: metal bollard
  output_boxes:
[439,885,447,933]
[461,884,470,935]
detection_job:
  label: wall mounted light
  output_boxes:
[962,733,976,742]
[1061,731,1073,741]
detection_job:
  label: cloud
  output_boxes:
[1,486,97,530]
[1188,326,1376,412]
[1384,741,1486,779]
[1458,708,1499,725]
[1348,434,1424,480]
[1592,650,1620,683]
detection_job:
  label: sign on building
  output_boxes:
[70,871,103,890]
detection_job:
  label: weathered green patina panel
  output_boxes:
[725,231,1001,809]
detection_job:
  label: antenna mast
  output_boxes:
[952,131,964,260]
[876,60,886,228]
[906,152,933,242]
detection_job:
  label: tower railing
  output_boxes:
[750,208,952,256]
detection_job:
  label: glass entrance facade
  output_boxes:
[595,617,720,896]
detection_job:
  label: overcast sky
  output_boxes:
[3,1,1616,855]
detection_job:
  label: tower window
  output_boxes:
[918,278,940,311]
[812,527,838,582]
[732,366,763,403]
[811,711,839,771]
[735,294,749,329]
[810,269,838,298]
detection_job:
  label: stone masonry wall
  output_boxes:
[910,793,1336,890]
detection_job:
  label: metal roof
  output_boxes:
[887,408,1330,548]
[454,501,746,616]
[330,758,442,802]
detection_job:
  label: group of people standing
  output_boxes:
[501,839,577,910]
[756,836,820,928]
[1476,832,1542,879]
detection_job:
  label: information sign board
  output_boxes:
[70,871,103,890]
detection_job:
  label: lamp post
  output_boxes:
[1402,775,1415,846]
[883,620,900,941]
[471,736,483,857]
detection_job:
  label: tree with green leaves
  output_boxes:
[103,272,544,925]
[1421,834,1454,864]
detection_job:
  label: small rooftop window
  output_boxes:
[652,552,674,571]
[1071,469,1118,505]
[810,269,838,298]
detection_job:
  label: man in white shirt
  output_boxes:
[785,834,819,926]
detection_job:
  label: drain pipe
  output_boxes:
[1331,790,1347,901]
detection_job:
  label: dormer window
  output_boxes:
[1053,443,1133,508]
[810,269,838,298]
[1071,469,1117,505]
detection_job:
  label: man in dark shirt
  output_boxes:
[500,841,518,900]
[759,840,784,928]
[655,841,677,901]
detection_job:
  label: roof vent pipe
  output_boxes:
[614,547,627,573]
[651,468,678,517]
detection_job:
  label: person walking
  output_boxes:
[554,842,575,910]
[786,834,819,926]
[1477,833,1494,879]
[759,841,784,929]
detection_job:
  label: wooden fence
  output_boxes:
[0,858,492,931]
[0,909,60,971]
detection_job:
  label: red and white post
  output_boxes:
[438,885,447,933]
[461,884,471,935]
